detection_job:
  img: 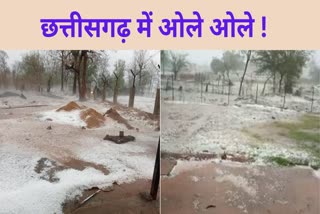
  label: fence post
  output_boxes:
[311,86,314,113]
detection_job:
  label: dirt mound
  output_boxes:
[104,108,134,130]
[56,101,82,112]
[80,108,105,128]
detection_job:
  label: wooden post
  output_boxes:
[200,75,203,103]
[171,74,174,101]
[227,81,231,105]
[150,139,160,200]
[255,83,259,104]
[282,87,286,111]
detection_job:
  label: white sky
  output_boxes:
[4,50,160,71]
[173,50,320,67]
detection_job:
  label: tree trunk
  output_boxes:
[222,75,225,94]
[77,70,81,98]
[61,51,64,91]
[153,88,160,116]
[113,77,119,104]
[80,53,87,101]
[282,87,286,110]
[205,83,209,93]
[129,74,136,107]
[255,83,259,104]
[172,74,174,100]
[273,73,276,94]
[227,83,230,105]
[73,72,77,95]
[128,86,135,107]
[261,74,272,96]
[102,83,106,102]
[239,51,251,97]
[47,76,52,93]
[311,86,314,112]
[279,74,284,94]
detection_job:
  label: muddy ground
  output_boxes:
[161,159,320,214]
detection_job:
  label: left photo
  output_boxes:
[0,50,160,213]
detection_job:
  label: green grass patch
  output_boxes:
[275,114,320,130]
[289,130,320,143]
[267,156,310,167]
[274,114,320,144]
[310,160,320,170]
[268,156,295,166]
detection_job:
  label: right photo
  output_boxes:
[160,50,320,214]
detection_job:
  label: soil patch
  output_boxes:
[80,108,105,129]
[104,108,134,130]
[63,179,159,214]
[56,101,84,112]
[34,157,109,183]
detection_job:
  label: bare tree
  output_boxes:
[169,51,188,80]
[239,50,252,96]
[113,71,119,104]
[153,64,161,116]
[129,68,138,107]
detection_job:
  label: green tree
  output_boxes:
[210,51,243,94]
[0,51,9,88]
[309,59,320,84]
[20,51,45,91]
[253,51,309,94]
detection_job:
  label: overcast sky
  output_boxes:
[4,50,320,72]
[173,50,320,67]
[4,50,160,71]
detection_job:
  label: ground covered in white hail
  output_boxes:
[0,91,158,213]
[161,99,318,166]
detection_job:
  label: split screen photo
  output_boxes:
[0,50,319,213]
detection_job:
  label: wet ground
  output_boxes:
[64,179,159,214]
[161,159,320,214]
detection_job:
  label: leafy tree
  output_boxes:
[19,51,45,91]
[253,51,309,94]
[309,59,320,84]
[210,51,243,94]
[0,51,9,88]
